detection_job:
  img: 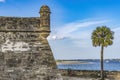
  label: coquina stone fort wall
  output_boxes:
[0,5,61,80]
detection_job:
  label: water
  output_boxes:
[57,59,120,71]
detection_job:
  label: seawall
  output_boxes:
[59,69,120,79]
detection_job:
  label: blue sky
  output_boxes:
[0,0,120,59]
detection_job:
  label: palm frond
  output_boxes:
[91,26,114,47]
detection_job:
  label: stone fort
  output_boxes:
[0,5,61,80]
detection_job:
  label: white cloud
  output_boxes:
[112,27,120,45]
[49,18,120,59]
[48,19,109,40]
[0,0,5,2]
[112,27,120,31]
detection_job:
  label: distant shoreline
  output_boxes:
[56,59,120,65]
[56,60,90,65]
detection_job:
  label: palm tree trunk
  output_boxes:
[101,46,104,80]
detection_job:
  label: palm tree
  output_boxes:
[91,26,114,80]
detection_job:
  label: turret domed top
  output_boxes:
[40,5,51,13]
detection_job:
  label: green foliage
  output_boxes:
[91,26,114,47]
